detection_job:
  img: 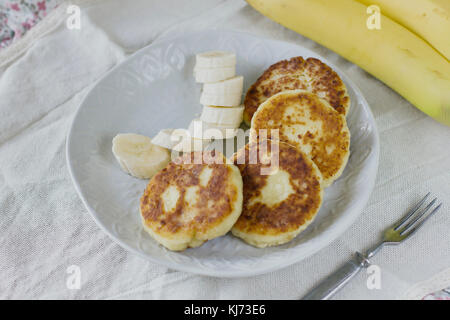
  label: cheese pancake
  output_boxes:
[140,150,243,251]
[243,56,350,125]
[250,90,350,187]
[231,140,323,248]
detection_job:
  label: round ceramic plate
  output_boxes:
[67,30,379,277]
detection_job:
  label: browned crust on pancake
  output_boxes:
[231,141,322,235]
[140,151,238,236]
[251,91,350,185]
[244,56,349,124]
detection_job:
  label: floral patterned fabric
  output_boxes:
[424,289,450,300]
[0,0,61,49]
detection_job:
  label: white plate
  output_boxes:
[67,30,379,277]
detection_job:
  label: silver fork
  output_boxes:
[302,193,442,300]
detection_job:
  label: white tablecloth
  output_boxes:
[0,0,449,300]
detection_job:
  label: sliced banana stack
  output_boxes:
[194,51,244,141]
[200,105,244,127]
[112,133,171,179]
[194,51,236,83]
[200,76,243,106]
[194,66,235,83]
[112,50,244,181]
[196,51,236,68]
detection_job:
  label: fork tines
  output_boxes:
[394,192,442,237]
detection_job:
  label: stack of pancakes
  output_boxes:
[140,56,350,250]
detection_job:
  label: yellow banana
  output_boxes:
[357,0,450,61]
[246,0,450,126]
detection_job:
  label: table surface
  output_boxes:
[0,0,449,300]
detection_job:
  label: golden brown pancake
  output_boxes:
[243,56,350,125]
[140,150,243,251]
[231,140,323,248]
[250,90,350,187]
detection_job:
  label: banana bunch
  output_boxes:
[358,0,450,61]
[246,0,450,126]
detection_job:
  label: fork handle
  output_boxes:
[302,252,369,300]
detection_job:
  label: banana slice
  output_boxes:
[194,66,235,83]
[201,76,244,106]
[151,128,182,150]
[200,91,242,107]
[188,118,238,140]
[112,133,170,179]
[195,51,236,68]
[202,76,243,95]
[172,137,211,152]
[152,128,211,152]
[200,105,244,127]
